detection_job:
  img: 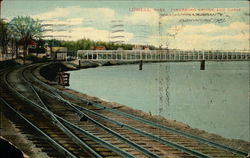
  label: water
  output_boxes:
[69,61,250,141]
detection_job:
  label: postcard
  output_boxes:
[0,0,249,157]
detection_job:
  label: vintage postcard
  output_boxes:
[0,0,249,157]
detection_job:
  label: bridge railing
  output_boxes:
[77,50,250,61]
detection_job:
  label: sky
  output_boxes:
[1,0,250,50]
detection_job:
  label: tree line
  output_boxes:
[41,39,157,56]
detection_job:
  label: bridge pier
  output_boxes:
[78,60,81,68]
[200,60,205,70]
[139,60,143,70]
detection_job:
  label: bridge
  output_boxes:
[77,50,250,61]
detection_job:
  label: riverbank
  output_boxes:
[38,61,250,152]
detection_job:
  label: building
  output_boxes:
[132,45,150,50]
[132,45,143,50]
[51,47,67,60]
[44,43,50,54]
[95,46,106,50]
[117,47,123,50]
[17,38,37,56]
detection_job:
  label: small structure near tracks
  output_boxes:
[56,72,70,87]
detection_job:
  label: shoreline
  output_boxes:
[38,60,250,152]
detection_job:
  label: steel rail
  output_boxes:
[75,104,212,158]
[35,86,212,158]
[0,97,78,158]
[72,93,249,157]
[2,68,135,158]
[90,103,249,157]
[0,67,10,73]
[13,92,134,158]
[32,66,248,157]
[24,65,160,157]
[53,114,135,158]
[32,85,160,158]
[22,68,103,158]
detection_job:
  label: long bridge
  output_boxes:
[77,50,250,61]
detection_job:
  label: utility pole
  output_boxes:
[0,0,3,60]
[0,0,3,19]
[158,14,162,49]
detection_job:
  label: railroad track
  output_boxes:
[0,63,249,158]
[1,66,131,158]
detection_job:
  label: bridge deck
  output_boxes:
[77,50,250,61]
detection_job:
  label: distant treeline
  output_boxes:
[36,38,157,56]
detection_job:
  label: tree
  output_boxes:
[0,19,9,56]
[8,16,43,62]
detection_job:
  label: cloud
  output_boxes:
[161,7,249,26]
[167,22,249,50]
[125,9,160,26]
[165,22,249,36]
[229,22,249,30]
[67,18,84,25]
[33,6,119,42]
[43,27,134,42]
[169,34,249,50]
[144,35,160,46]
[161,8,223,22]
[32,7,71,20]
[145,22,249,50]
[41,18,83,26]
[32,6,249,50]
[32,6,115,20]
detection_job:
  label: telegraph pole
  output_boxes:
[158,14,163,49]
[0,0,3,19]
[0,0,2,60]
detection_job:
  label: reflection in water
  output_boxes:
[69,61,249,141]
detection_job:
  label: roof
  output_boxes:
[95,46,106,50]
[18,38,37,46]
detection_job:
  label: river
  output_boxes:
[69,61,249,141]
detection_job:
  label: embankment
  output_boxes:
[37,61,250,152]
